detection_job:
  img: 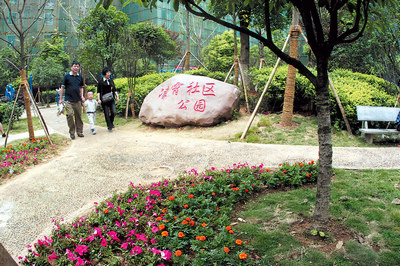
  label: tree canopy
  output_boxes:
[77,5,129,73]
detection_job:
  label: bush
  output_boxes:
[0,102,24,127]
[250,66,397,131]
[40,90,57,104]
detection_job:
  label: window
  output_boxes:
[46,0,55,9]
[45,13,53,25]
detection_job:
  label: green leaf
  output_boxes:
[311,229,318,236]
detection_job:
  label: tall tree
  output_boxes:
[0,47,19,94]
[77,5,129,73]
[130,22,177,73]
[0,0,49,140]
[116,0,382,230]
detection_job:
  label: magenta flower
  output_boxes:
[135,233,148,242]
[130,246,142,255]
[48,252,57,262]
[85,235,94,242]
[107,231,121,242]
[66,249,77,261]
[100,237,108,247]
[151,226,159,233]
[160,250,172,260]
[149,190,161,196]
[121,242,129,250]
[74,245,88,256]
[151,247,160,254]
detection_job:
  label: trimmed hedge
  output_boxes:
[250,66,398,131]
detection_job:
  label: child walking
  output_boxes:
[84,91,98,135]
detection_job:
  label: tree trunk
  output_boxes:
[312,58,333,230]
[281,9,300,127]
[184,10,190,71]
[20,70,35,140]
[281,25,300,126]
[239,8,252,91]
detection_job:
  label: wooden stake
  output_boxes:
[240,33,291,140]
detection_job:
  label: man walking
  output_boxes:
[59,61,85,139]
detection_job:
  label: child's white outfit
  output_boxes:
[84,99,98,134]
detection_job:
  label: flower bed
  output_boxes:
[20,161,318,265]
[0,138,55,178]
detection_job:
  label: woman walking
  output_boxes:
[97,67,119,132]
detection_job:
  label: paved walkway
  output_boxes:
[0,105,399,262]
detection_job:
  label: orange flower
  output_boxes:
[162,208,167,213]
[188,194,194,198]
[229,230,234,234]
[175,250,182,256]
[182,220,188,225]
[186,217,191,221]
[184,204,189,208]
[156,217,162,221]
[159,224,166,230]
[103,209,109,214]
[199,235,206,241]
[211,192,216,196]
[239,252,247,259]
[223,247,230,253]
[161,231,169,237]
[201,223,207,227]
[201,249,205,251]
[191,183,195,186]
[195,236,200,240]
[226,226,232,230]
[189,221,195,227]
[173,216,178,220]
[178,232,185,238]
[235,239,243,245]
[169,196,175,200]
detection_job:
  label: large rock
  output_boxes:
[139,74,241,127]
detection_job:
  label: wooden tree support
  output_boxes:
[174,50,208,73]
[224,56,251,113]
[240,33,291,140]
[4,80,53,147]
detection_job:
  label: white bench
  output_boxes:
[356,105,400,144]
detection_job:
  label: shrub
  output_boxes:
[250,66,397,131]
[0,102,24,127]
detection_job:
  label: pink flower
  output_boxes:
[66,249,76,261]
[131,246,142,255]
[127,198,133,203]
[121,242,129,250]
[85,235,95,242]
[151,247,160,254]
[115,221,121,227]
[152,226,159,233]
[48,251,57,262]
[74,245,88,256]
[160,250,172,260]
[127,229,136,237]
[151,238,157,244]
[117,206,125,216]
[150,190,161,196]
[94,227,102,236]
[100,237,108,247]
[135,233,148,242]
[107,231,121,242]
[75,257,85,266]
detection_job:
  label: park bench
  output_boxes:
[356,105,400,144]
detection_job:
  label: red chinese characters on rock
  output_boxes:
[169,81,216,112]
[193,99,206,112]
[171,82,184,96]
[178,100,190,110]
[187,82,201,95]
[158,86,169,99]
[202,83,216,96]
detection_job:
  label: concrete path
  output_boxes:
[0,105,399,262]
